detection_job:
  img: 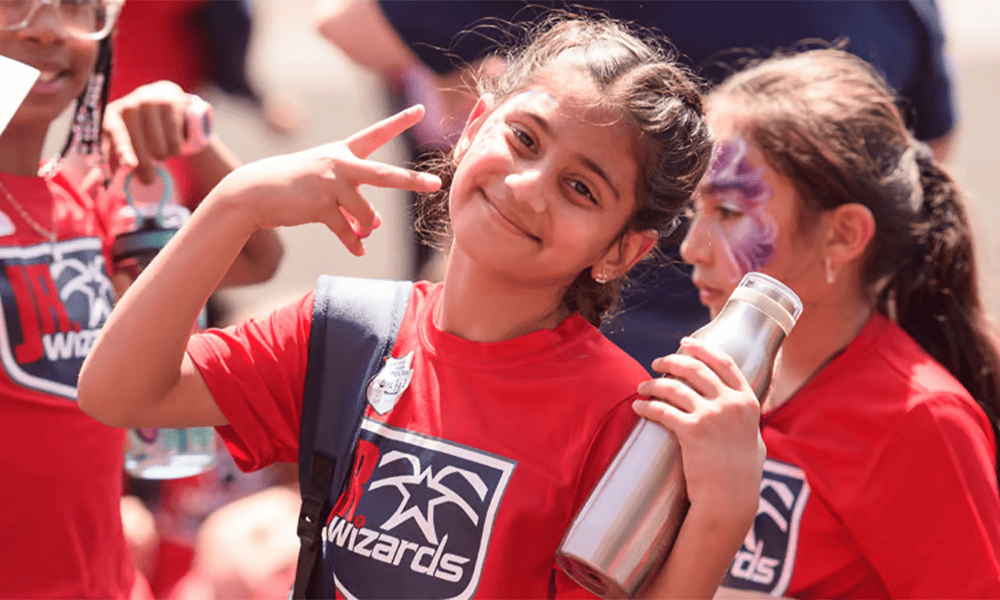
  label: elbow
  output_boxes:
[77,361,122,426]
[78,354,145,428]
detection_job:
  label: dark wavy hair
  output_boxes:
[414,12,714,326]
[710,48,1000,480]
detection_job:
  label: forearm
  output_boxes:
[637,505,750,599]
[187,138,285,286]
[79,183,255,426]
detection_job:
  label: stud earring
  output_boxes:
[594,270,610,284]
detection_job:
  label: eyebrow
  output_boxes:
[525,112,622,202]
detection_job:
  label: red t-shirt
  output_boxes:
[188,280,650,598]
[719,314,1000,598]
[0,171,134,598]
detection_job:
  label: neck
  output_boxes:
[436,251,572,343]
[765,281,874,412]
[0,123,48,176]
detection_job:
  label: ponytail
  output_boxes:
[879,151,1000,477]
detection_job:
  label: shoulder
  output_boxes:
[836,314,992,444]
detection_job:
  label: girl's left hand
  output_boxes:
[103,80,195,184]
[634,337,765,527]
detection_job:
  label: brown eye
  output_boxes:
[511,126,535,150]
[570,179,597,204]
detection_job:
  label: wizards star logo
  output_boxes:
[721,458,811,596]
[323,418,516,600]
[0,238,114,398]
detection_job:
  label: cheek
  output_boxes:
[685,217,746,285]
[71,39,99,82]
[724,212,777,274]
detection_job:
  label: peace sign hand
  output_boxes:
[212,105,442,256]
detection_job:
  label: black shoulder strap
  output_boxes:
[292,275,413,599]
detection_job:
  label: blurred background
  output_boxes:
[45,0,1000,324]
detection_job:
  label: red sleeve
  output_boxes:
[852,394,1000,598]
[186,292,314,472]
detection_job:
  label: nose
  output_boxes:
[17,1,65,44]
[680,213,713,266]
[504,168,547,213]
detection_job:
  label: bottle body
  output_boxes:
[114,166,217,480]
[555,272,801,598]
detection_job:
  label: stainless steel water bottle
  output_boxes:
[555,272,802,598]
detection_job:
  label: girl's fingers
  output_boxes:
[102,108,137,175]
[120,108,156,184]
[319,202,365,257]
[139,104,168,161]
[346,104,428,159]
[341,157,442,193]
[632,398,691,430]
[651,353,720,398]
[159,100,185,158]
[333,183,380,239]
[677,337,749,392]
[637,376,699,414]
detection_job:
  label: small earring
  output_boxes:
[825,256,838,285]
[594,270,610,284]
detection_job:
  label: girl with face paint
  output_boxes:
[682,49,1000,598]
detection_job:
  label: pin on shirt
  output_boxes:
[366,351,414,415]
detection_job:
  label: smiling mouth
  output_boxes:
[485,193,541,242]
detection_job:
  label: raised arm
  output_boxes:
[631,339,765,599]
[78,105,441,429]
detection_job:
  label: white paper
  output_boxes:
[0,55,40,135]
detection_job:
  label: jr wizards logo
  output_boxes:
[721,458,811,596]
[323,418,516,600]
[0,239,114,399]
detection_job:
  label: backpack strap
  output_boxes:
[292,275,413,599]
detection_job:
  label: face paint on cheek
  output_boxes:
[705,137,777,281]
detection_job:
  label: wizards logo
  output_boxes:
[721,458,811,596]
[323,418,516,600]
[0,239,114,399]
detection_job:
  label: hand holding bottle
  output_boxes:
[557,272,801,599]
[635,337,765,526]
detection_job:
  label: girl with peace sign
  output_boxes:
[80,15,764,598]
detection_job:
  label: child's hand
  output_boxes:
[103,80,194,184]
[634,337,765,527]
[209,105,442,257]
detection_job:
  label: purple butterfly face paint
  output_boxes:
[698,136,777,285]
